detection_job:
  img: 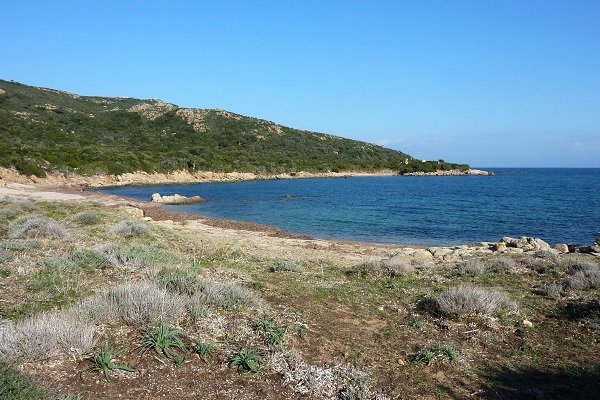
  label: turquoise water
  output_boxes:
[100,169,600,246]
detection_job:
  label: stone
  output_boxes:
[495,242,507,252]
[151,192,204,205]
[522,320,533,328]
[596,233,600,246]
[554,243,569,254]
[500,236,550,252]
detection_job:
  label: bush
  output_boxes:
[349,259,414,278]
[558,255,598,274]
[487,257,516,273]
[106,282,186,327]
[45,248,105,271]
[566,270,600,290]
[229,348,262,373]
[455,259,486,276]
[536,283,563,299]
[193,279,261,310]
[142,322,185,360]
[271,260,303,273]
[436,286,517,318]
[95,243,178,270]
[73,210,101,225]
[0,314,95,363]
[8,216,65,239]
[150,266,200,295]
[110,219,148,238]
[0,196,37,212]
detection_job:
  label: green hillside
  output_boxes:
[0,80,468,177]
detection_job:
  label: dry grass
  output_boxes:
[110,219,149,238]
[349,258,414,278]
[106,282,186,327]
[0,314,95,363]
[436,286,517,318]
[193,279,262,310]
[487,256,516,273]
[566,270,600,290]
[558,254,598,273]
[455,259,486,276]
[8,216,65,239]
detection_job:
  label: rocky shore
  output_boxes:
[402,168,493,176]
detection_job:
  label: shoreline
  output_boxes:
[0,167,492,189]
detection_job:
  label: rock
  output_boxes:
[281,194,295,200]
[427,247,453,257]
[495,242,507,252]
[411,249,434,260]
[522,320,533,328]
[596,233,600,246]
[554,243,569,254]
[568,244,594,254]
[592,244,600,253]
[500,236,550,252]
[151,193,205,205]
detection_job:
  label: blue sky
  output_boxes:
[2,1,599,167]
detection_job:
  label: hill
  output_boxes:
[0,79,468,177]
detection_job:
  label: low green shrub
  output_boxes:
[566,270,600,290]
[194,342,215,364]
[0,362,50,399]
[414,344,458,364]
[455,259,486,276]
[558,254,598,273]
[536,283,563,299]
[487,257,516,273]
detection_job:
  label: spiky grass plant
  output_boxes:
[91,344,134,381]
[142,322,185,360]
[414,344,458,364]
[229,348,262,373]
[194,342,216,364]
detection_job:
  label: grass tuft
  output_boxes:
[110,219,148,238]
[414,344,458,364]
[142,322,185,360]
[193,279,261,310]
[436,286,517,318]
[230,348,262,373]
[271,260,303,273]
[8,216,65,239]
[73,211,101,225]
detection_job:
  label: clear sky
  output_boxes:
[2,1,599,167]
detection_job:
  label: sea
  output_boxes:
[100,168,600,246]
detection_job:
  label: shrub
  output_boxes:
[150,266,200,295]
[230,348,262,373]
[95,244,178,269]
[73,211,101,225]
[106,282,186,327]
[193,279,261,310]
[271,260,303,273]
[455,259,486,276]
[566,270,600,290]
[0,196,37,212]
[110,219,148,238]
[8,216,65,239]
[0,314,95,363]
[90,344,134,381]
[46,248,105,271]
[186,301,209,321]
[536,283,563,299]
[436,286,517,318]
[487,257,516,273]
[349,259,414,278]
[65,296,115,324]
[414,344,458,364]
[255,315,287,347]
[559,255,598,274]
[142,322,185,360]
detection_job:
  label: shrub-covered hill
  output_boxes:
[0,79,468,177]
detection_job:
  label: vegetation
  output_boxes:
[0,79,468,176]
[1,197,599,399]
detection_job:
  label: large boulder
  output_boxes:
[554,243,569,254]
[500,236,551,252]
[151,193,205,205]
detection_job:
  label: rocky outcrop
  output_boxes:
[596,232,600,246]
[150,193,205,205]
[500,236,551,252]
[554,243,569,254]
[402,169,493,176]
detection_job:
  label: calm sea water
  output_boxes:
[100,169,600,246]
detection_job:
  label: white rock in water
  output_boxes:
[151,193,204,205]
